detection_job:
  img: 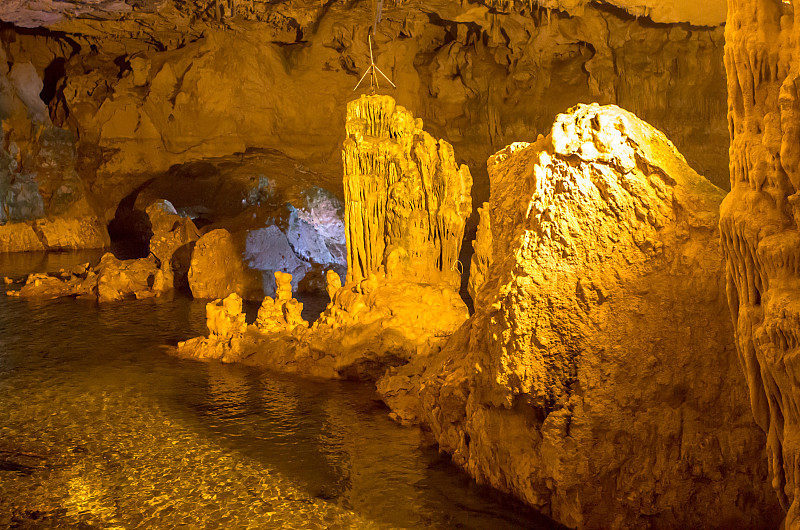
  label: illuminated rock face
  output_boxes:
[342,95,472,288]
[721,0,800,525]
[380,103,780,529]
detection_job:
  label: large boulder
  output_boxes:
[379,103,780,529]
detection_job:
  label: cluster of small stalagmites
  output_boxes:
[312,270,380,329]
[342,94,472,289]
[176,270,310,362]
[721,0,800,523]
[207,293,247,342]
[176,292,250,361]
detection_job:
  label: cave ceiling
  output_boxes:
[0,0,726,30]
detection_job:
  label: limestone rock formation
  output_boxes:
[7,200,198,301]
[489,0,724,25]
[176,268,469,379]
[0,0,725,28]
[9,252,161,302]
[721,0,800,525]
[0,125,109,252]
[95,253,161,303]
[379,103,780,529]
[176,95,472,380]
[0,48,109,253]
[177,293,249,362]
[254,271,306,333]
[342,95,472,288]
[0,42,109,252]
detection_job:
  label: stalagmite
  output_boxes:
[342,94,472,288]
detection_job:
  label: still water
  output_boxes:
[0,252,556,529]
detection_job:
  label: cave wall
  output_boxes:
[721,0,800,525]
[0,0,729,228]
[0,36,109,251]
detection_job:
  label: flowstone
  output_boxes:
[342,95,472,288]
[721,0,800,525]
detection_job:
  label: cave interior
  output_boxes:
[0,0,797,529]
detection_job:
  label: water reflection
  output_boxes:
[0,254,557,529]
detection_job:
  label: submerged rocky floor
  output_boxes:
[0,252,559,530]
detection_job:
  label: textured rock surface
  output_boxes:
[0,55,109,252]
[176,269,468,379]
[145,199,199,292]
[721,0,800,525]
[0,0,725,29]
[8,252,161,302]
[342,95,472,287]
[7,200,197,300]
[0,0,730,236]
[379,103,780,529]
